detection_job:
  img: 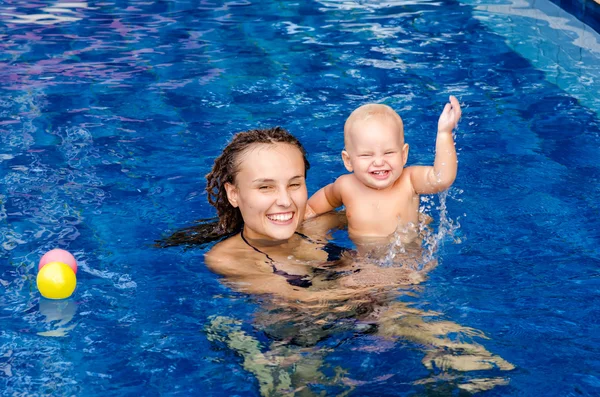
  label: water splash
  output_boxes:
[378,188,463,269]
[380,222,410,265]
[422,188,463,261]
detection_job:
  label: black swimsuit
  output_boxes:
[240,230,354,288]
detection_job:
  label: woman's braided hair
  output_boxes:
[157,127,310,248]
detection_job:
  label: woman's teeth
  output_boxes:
[267,213,293,222]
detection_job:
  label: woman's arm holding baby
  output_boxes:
[409,95,461,194]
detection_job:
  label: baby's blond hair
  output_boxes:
[343,103,404,149]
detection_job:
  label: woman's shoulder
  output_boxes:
[204,234,242,272]
[204,233,269,278]
[206,233,242,255]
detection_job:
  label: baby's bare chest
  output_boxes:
[344,188,420,232]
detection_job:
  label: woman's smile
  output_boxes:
[267,212,294,224]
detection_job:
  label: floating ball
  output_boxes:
[37,262,77,300]
[39,249,77,274]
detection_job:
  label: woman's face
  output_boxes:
[225,143,307,242]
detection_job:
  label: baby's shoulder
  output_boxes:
[335,173,359,187]
[394,166,419,186]
[401,165,419,175]
[333,174,361,196]
[391,167,417,191]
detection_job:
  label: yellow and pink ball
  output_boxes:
[37,249,77,299]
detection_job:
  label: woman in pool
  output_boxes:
[204,127,334,295]
[159,126,513,395]
[195,126,364,301]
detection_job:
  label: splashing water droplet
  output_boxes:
[377,189,463,270]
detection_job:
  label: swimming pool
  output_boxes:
[1,0,599,395]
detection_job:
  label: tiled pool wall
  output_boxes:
[465,0,600,119]
[550,0,600,33]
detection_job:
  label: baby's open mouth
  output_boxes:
[267,212,293,222]
[370,170,390,178]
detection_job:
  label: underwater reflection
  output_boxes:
[37,298,78,337]
[205,256,513,396]
[172,210,513,395]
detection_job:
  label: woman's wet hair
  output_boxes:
[157,126,310,248]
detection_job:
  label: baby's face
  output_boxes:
[342,117,408,190]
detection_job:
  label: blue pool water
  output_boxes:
[1,0,600,395]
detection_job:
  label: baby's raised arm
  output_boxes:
[305,180,344,219]
[409,95,461,194]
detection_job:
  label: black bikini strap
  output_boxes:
[240,230,313,288]
[295,231,347,262]
[240,229,276,263]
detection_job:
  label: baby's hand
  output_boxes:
[437,95,462,133]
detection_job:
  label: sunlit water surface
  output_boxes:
[1,0,600,395]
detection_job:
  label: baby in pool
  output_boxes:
[306,96,462,243]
